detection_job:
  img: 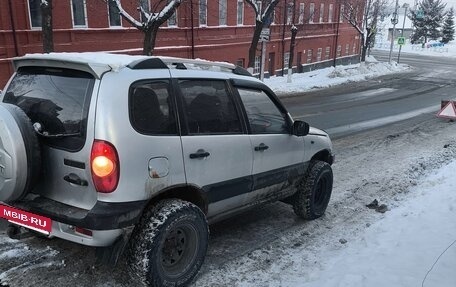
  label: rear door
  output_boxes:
[235,85,305,203]
[174,77,253,218]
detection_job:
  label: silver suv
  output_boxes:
[0,53,334,286]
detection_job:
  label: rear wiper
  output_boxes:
[33,122,80,138]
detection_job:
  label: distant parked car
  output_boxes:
[0,53,334,286]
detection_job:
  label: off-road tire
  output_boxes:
[292,160,333,220]
[127,199,208,287]
[0,103,41,202]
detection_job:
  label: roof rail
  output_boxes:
[128,56,252,77]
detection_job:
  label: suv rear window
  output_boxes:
[3,66,95,151]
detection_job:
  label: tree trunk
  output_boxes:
[41,0,53,53]
[148,25,160,56]
[143,29,153,56]
[248,20,263,69]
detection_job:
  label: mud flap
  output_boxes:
[95,227,133,266]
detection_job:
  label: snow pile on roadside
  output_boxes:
[299,160,456,287]
[374,39,456,58]
[265,60,409,95]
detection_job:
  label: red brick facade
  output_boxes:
[0,0,362,88]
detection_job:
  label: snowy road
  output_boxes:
[1,109,455,286]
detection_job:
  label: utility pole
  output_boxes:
[388,0,399,63]
[333,1,341,67]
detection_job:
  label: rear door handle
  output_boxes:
[64,173,88,186]
[254,143,269,151]
[189,149,210,159]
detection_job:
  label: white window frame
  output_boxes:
[317,47,322,61]
[337,45,341,57]
[353,43,356,54]
[287,4,293,24]
[199,0,207,26]
[28,0,42,29]
[306,49,313,63]
[340,4,344,23]
[254,56,261,74]
[298,3,305,24]
[71,0,88,28]
[325,46,330,60]
[237,0,244,25]
[328,4,333,23]
[284,52,290,68]
[319,3,324,23]
[309,3,315,23]
[345,43,350,55]
[219,0,227,26]
[168,10,178,27]
[108,0,123,28]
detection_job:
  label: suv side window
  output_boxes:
[237,88,289,134]
[129,80,177,135]
[178,79,242,135]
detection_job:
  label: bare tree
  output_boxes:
[245,0,281,69]
[342,0,389,61]
[110,0,182,55]
[41,0,54,53]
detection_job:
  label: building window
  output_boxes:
[28,0,42,28]
[254,56,261,74]
[299,3,305,24]
[325,46,330,60]
[199,0,207,26]
[309,3,315,23]
[219,0,227,26]
[337,45,341,57]
[345,43,350,55]
[328,4,333,23]
[237,0,244,25]
[139,0,149,22]
[71,0,87,27]
[353,43,356,54]
[340,4,344,22]
[236,58,245,68]
[319,3,324,23]
[168,2,177,27]
[307,49,313,63]
[287,4,293,24]
[284,52,290,68]
[108,0,122,27]
[317,48,322,61]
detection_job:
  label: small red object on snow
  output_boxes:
[437,101,456,119]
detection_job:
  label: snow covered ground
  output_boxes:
[265,59,410,95]
[0,53,455,287]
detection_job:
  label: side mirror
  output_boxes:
[292,120,309,137]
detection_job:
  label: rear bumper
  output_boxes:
[13,196,148,230]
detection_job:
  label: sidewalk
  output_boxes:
[294,160,456,287]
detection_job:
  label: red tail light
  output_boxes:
[91,140,119,193]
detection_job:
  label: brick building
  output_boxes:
[0,0,362,88]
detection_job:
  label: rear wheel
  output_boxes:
[292,161,333,220]
[127,199,208,287]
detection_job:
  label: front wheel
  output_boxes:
[292,161,333,220]
[127,199,208,287]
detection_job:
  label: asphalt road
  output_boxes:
[281,50,456,138]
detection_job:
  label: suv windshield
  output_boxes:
[3,66,95,150]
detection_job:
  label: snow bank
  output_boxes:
[265,60,410,95]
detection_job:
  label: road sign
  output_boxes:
[260,28,270,42]
[437,101,456,119]
[397,37,405,45]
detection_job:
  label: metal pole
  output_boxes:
[333,2,341,67]
[397,6,407,63]
[260,40,266,81]
[190,0,195,59]
[281,0,287,76]
[8,0,19,56]
[388,0,399,63]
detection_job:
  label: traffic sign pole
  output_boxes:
[389,0,399,63]
[397,6,408,64]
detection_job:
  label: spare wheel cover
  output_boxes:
[0,103,40,202]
